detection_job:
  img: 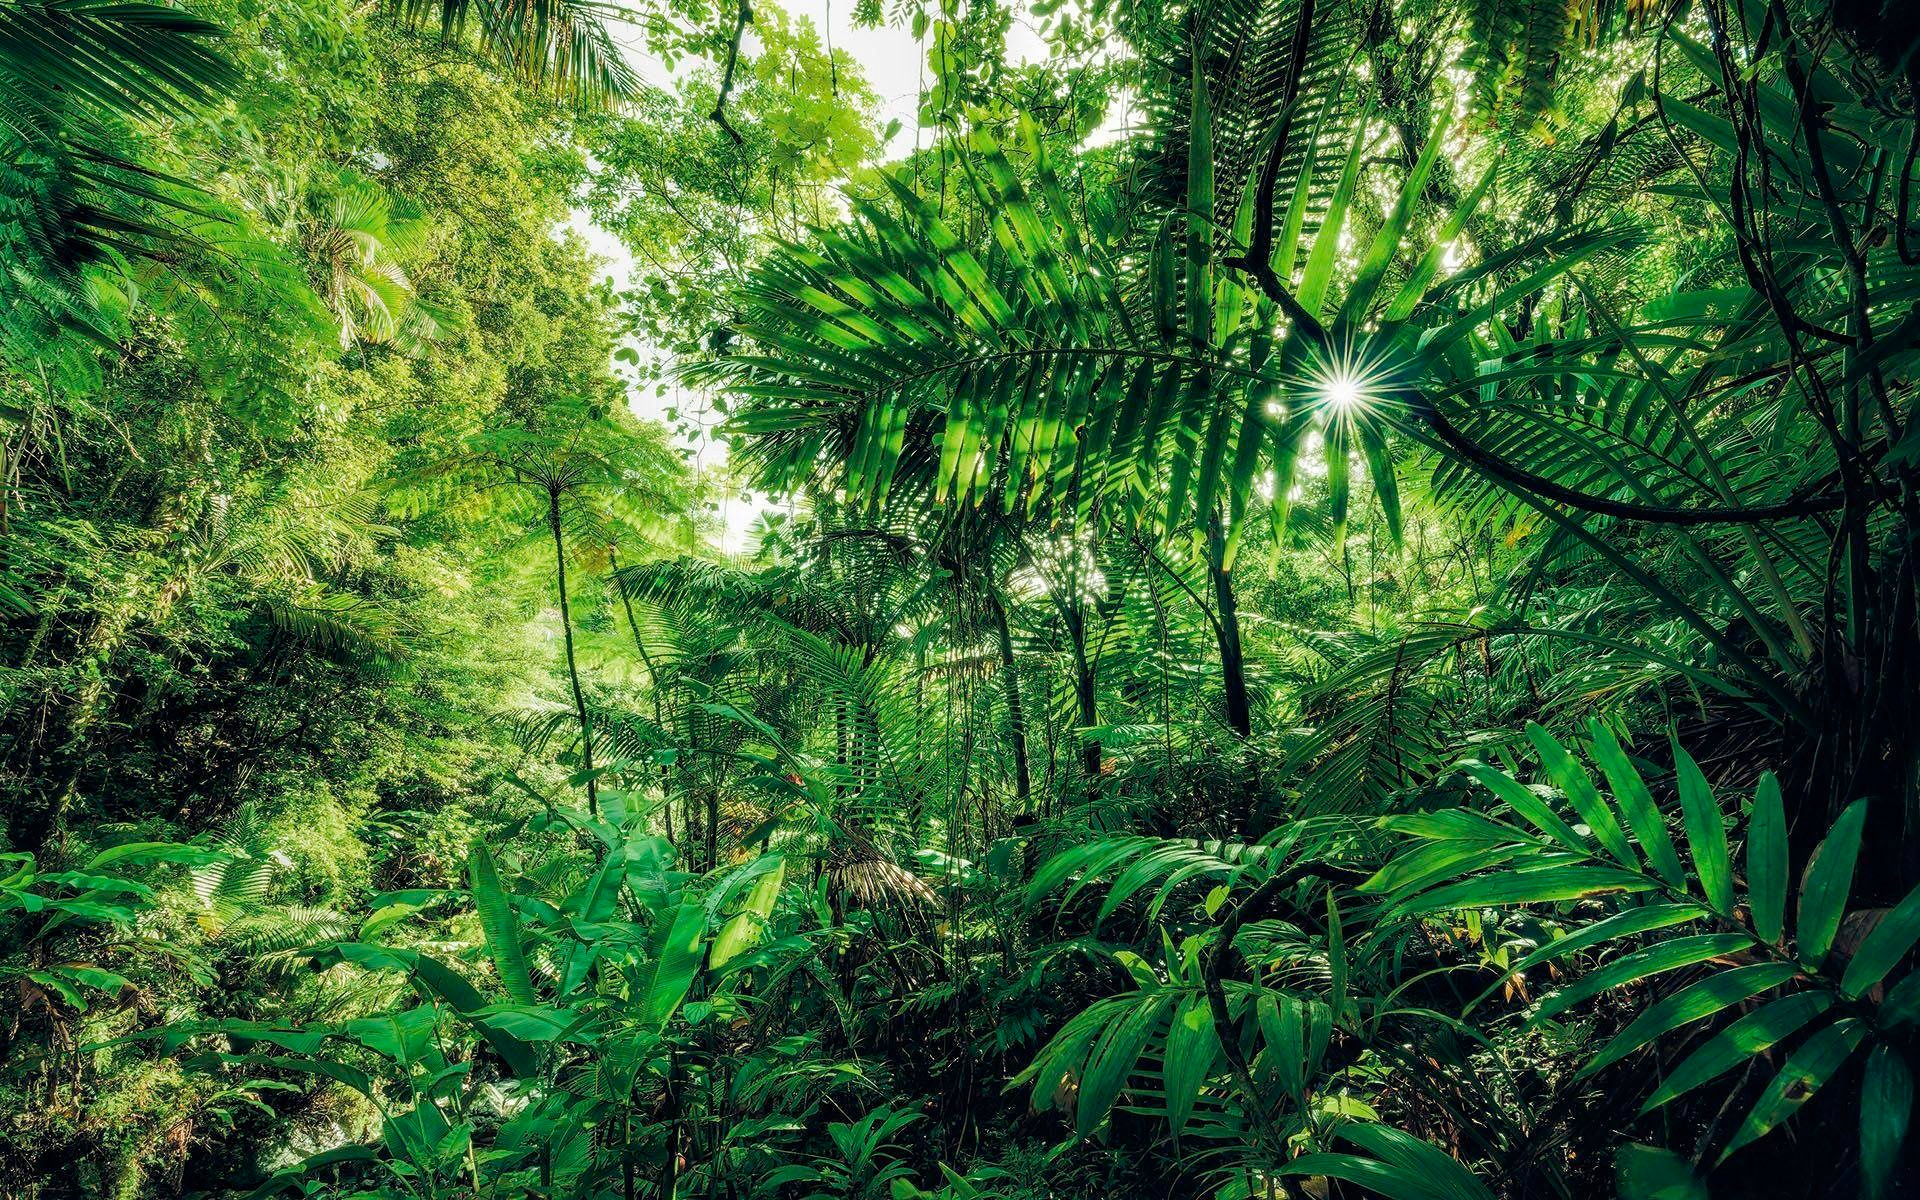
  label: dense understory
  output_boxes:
[4,0,1920,1197]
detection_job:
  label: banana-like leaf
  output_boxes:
[468,839,537,1006]
[640,897,705,1033]
[711,856,785,969]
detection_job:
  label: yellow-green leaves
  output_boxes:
[1185,38,1214,352]
[710,855,784,970]
[1338,102,1449,328]
[1296,107,1371,320]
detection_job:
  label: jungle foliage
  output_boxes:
[4,0,1920,1197]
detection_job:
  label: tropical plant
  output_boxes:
[1367,721,1920,1190]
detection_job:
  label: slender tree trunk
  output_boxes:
[610,546,676,841]
[548,490,597,816]
[1064,600,1101,784]
[1208,513,1252,738]
[705,789,719,872]
[987,590,1033,811]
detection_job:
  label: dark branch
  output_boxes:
[710,0,752,145]
[1413,396,1847,526]
[1221,0,1319,335]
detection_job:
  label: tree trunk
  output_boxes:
[609,546,676,842]
[987,589,1033,811]
[548,490,597,817]
[1064,600,1100,784]
[1208,513,1252,738]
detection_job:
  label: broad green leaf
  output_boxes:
[1356,418,1402,541]
[1328,889,1349,1022]
[1402,864,1657,914]
[1640,991,1832,1113]
[1113,949,1158,989]
[1340,102,1449,325]
[1077,993,1169,1139]
[1526,723,1635,868]
[1278,1122,1494,1200]
[1153,218,1180,341]
[1883,972,1920,1027]
[1746,773,1788,946]
[1533,933,1750,1023]
[345,1007,440,1064]
[1383,162,1495,322]
[472,1004,574,1042]
[1376,808,1531,844]
[1502,903,1706,984]
[84,841,225,871]
[332,944,539,1078]
[242,1146,381,1200]
[641,898,706,1033]
[192,1050,375,1100]
[1842,880,1920,997]
[1297,108,1372,318]
[1672,744,1732,913]
[1184,40,1213,350]
[467,840,537,1006]
[1164,995,1219,1134]
[1273,100,1334,282]
[1335,1121,1494,1200]
[1615,1143,1709,1200]
[1260,994,1329,1100]
[1581,962,1799,1077]
[712,856,785,969]
[1324,417,1351,542]
[1718,1018,1867,1162]
[1587,720,1684,886]
[1796,799,1867,969]
[1860,1046,1913,1200]
[1460,760,1586,853]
